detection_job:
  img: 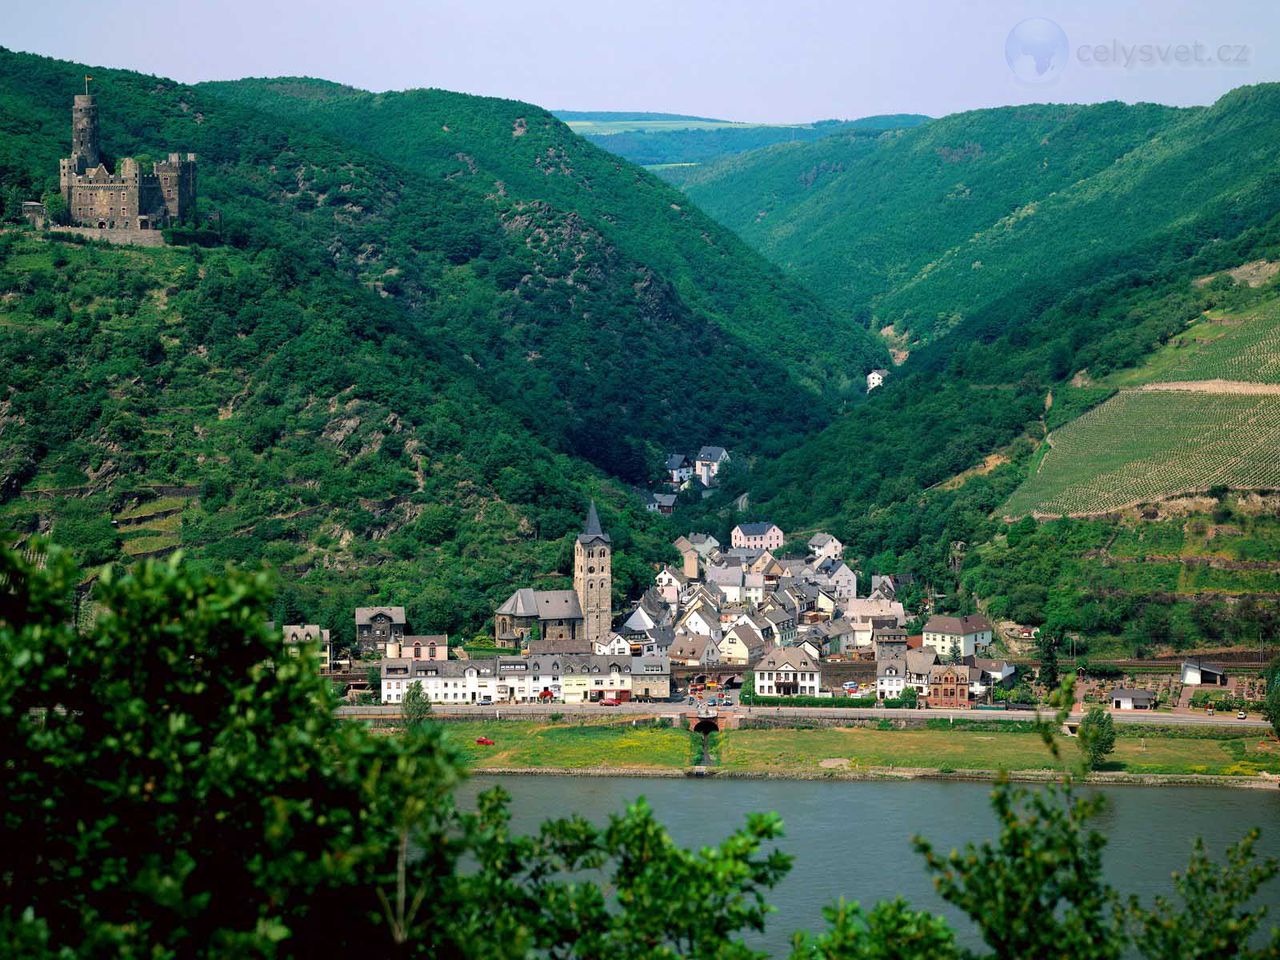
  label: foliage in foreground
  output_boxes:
[1,544,1277,958]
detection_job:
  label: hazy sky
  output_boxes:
[7,1,1278,121]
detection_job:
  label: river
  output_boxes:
[458,776,1280,955]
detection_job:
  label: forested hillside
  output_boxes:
[1,50,886,488]
[705,87,1280,652]
[198,76,888,413]
[0,47,887,642]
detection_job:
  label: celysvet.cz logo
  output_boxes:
[1005,18,1252,84]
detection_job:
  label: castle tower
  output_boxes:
[71,94,100,170]
[574,501,612,648]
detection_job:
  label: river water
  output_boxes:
[458,775,1280,955]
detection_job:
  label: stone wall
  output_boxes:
[48,227,166,247]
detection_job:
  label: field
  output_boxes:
[1004,391,1280,517]
[425,719,1280,779]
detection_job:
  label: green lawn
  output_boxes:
[439,720,693,770]
[426,721,1280,778]
[717,726,1280,777]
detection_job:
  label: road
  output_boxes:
[335,702,1273,730]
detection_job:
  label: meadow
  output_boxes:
[428,719,1280,778]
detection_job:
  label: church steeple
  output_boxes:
[578,499,610,544]
[574,500,612,647]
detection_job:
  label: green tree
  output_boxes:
[401,680,432,727]
[1128,830,1280,959]
[899,685,919,708]
[1077,706,1117,771]
[1038,633,1061,693]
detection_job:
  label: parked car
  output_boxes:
[599,697,621,706]
[479,697,493,706]
[1237,710,1248,720]
[475,737,495,746]
[721,697,734,707]
[842,681,860,691]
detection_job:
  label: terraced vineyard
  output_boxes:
[1004,391,1280,517]
[1106,295,1280,386]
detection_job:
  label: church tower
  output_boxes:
[574,501,612,648]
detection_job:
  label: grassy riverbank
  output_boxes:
[432,718,1280,780]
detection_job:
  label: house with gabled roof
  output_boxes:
[669,631,721,666]
[752,646,822,697]
[808,532,844,563]
[666,453,694,485]
[355,606,406,656]
[731,521,784,551]
[922,614,993,660]
[695,446,730,486]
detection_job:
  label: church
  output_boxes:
[493,502,613,654]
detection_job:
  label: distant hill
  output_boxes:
[551,110,929,170]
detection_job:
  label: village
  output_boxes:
[282,459,1254,723]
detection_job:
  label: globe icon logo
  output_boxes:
[1005,18,1069,83]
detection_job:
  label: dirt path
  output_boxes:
[1136,380,1280,395]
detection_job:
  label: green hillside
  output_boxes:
[715,86,1280,645]
[0,48,894,641]
[1005,290,1280,518]
[197,76,889,414]
[1,52,887,488]
[678,95,1280,352]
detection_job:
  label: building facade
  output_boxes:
[574,501,613,649]
[59,92,196,231]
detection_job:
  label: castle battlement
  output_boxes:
[59,91,196,231]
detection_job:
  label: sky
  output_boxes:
[6,0,1279,122]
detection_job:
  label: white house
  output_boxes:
[594,632,632,656]
[752,646,822,697]
[731,521,785,551]
[867,368,888,392]
[654,565,689,606]
[666,453,694,485]
[876,658,907,700]
[815,558,858,601]
[845,598,908,646]
[669,631,720,666]
[808,532,844,563]
[695,446,730,485]
[1110,687,1157,710]
[922,614,993,660]
[705,564,745,604]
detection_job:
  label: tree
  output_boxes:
[1263,665,1280,739]
[1128,831,1280,959]
[1077,706,1117,771]
[1038,633,1060,693]
[899,685,919,708]
[401,680,431,727]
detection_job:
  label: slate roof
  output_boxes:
[666,453,691,470]
[923,614,993,636]
[355,606,406,625]
[755,645,819,673]
[735,521,779,538]
[578,500,611,544]
[697,446,728,462]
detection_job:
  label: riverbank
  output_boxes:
[431,718,1280,789]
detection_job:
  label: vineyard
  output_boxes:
[1004,391,1280,517]
[1106,296,1280,386]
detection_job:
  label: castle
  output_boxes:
[58,89,196,231]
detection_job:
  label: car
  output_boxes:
[479,697,493,706]
[842,681,860,691]
[721,697,734,707]
[1237,711,1248,720]
[599,698,621,706]
[475,737,495,746]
